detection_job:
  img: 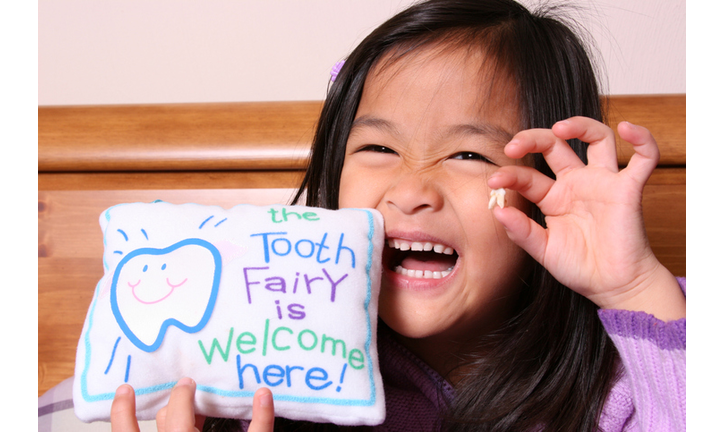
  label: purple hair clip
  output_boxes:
[330,60,345,82]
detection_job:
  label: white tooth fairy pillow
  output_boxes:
[73,202,386,426]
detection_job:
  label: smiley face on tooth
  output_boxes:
[110,238,222,352]
[126,261,188,305]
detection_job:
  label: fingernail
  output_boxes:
[177,377,196,388]
[116,384,132,396]
[487,174,502,190]
[260,391,273,408]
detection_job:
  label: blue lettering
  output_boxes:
[315,233,331,263]
[305,367,333,391]
[250,232,287,263]
[335,233,355,268]
[236,355,261,389]
[263,365,286,387]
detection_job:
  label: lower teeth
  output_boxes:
[394,266,452,279]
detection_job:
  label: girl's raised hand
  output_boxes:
[488,117,685,321]
[110,379,275,432]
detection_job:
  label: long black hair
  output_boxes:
[289,1,619,431]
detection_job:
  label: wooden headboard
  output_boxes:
[38,95,685,397]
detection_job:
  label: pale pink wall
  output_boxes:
[38,0,684,106]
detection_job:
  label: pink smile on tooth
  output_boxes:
[166,278,188,288]
[130,278,187,304]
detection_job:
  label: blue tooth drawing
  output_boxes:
[110,238,222,352]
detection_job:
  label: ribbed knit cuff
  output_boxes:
[598,309,686,350]
[597,276,686,350]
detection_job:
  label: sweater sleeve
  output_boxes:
[596,277,686,432]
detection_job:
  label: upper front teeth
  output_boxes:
[387,239,454,255]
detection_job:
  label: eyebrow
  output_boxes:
[440,123,514,146]
[350,115,514,147]
[349,116,402,138]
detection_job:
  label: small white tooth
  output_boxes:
[423,270,433,278]
[423,242,434,251]
[489,188,506,209]
[414,270,423,278]
[395,266,403,274]
[433,271,442,279]
[443,247,454,255]
[411,242,424,251]
[388,239,395,248]
[441,270,451,277]
[433,244,445,253]
[399,242,411,251]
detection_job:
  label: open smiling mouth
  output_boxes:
[386,239,459,279]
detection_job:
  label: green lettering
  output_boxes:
[298,329,318,351]
[272,327,293,351]
[235,331,256,354]
[321,334,347,358]
[268,208,282,223]
[198,327,234,364]
[303,212,319,221]
[348,349,365,370]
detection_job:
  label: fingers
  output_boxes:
[505,126,585,175]
[507,116,619,174]
[156,406,168,431]
[617,121,660,184]
[488,166,555,209]
[487,167,551,264]
[111,385,141,432]
[112,379,205,432]
[551,117,619,171]
[247,388,275,432]
[491,206,548,265]
[158,377,202,432]
[506,117,658,187]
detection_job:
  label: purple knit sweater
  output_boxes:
[372,277,686,431]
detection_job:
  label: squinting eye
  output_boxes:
[357,145,397,154]
[451,152,496,165]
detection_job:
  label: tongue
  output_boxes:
[400,251,456,271]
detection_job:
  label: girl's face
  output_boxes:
[339,47,531,347]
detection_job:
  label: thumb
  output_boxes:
[247,388,275,432]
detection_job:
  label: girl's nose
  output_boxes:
[384,171,443,215]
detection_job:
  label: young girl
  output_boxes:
[111,0,686,430]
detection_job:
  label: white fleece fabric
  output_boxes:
[73,202,385,426]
